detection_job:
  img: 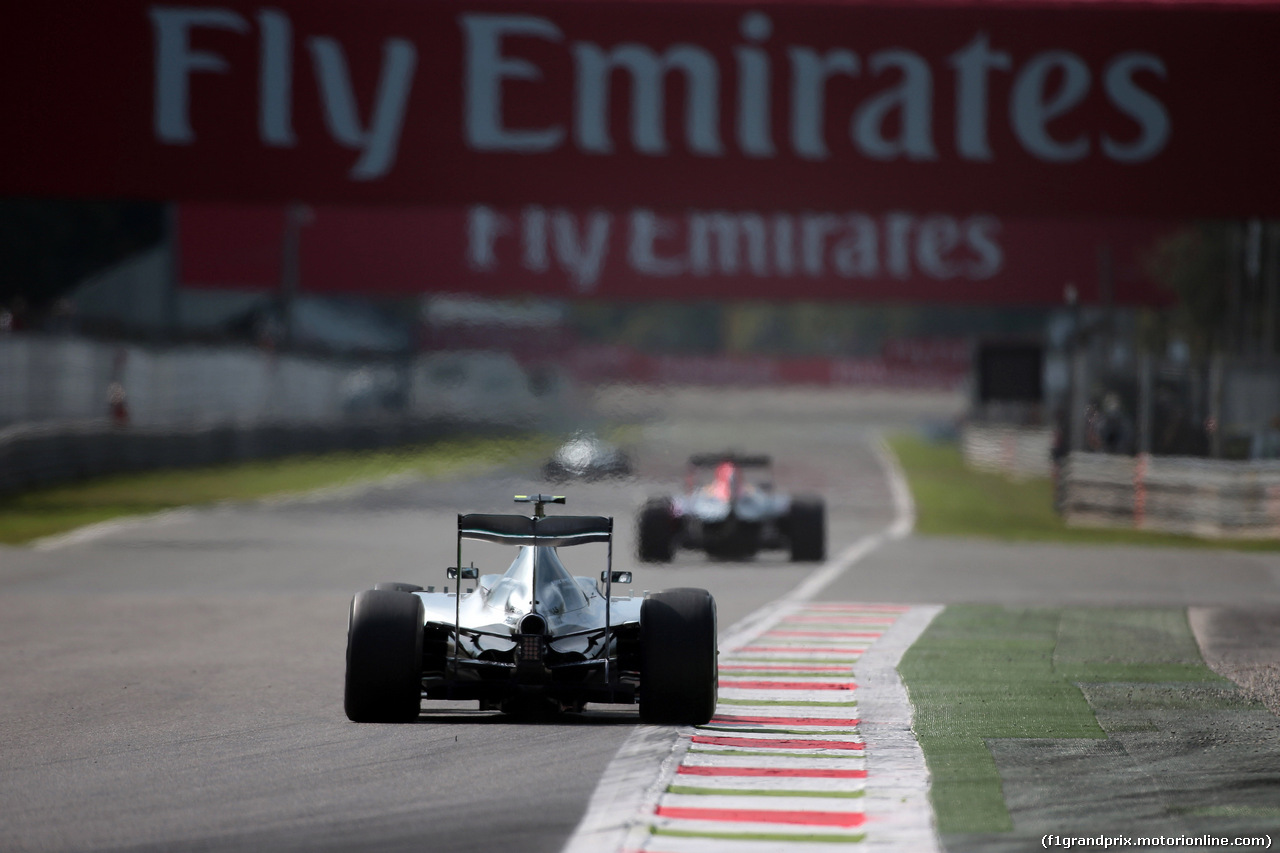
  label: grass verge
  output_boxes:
[898,605,1229,835]
[0,433,556,546]
[886,433,1280,551]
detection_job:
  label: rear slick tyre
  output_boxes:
[374,582,423,593]
[637,499,675,563]
[640,588,717,725]
[344,589,424,723]
[788,497,826,562]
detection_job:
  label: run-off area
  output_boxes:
[900,605,1280,850]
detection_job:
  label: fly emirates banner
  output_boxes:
[4,0,1280,217]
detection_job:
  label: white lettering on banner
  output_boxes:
[832,215,878,277]
[1011,51,1092,162]
[690,213,770,276]
[467,205,508,270]
[258,9,296,147]
[854,50,937,161]
[150,5,1172,180]
[788,47,859,161]
[949,34,1011,162]
[522,206,550,272]
[151,7,249,144]
[150,4,416,179]
[466,206,1005,289]
[1102,54,1170,162]
[552,211,612,291]
[472,206,612,289]
[574,43,723,156]
[461,11,1171,165]
[461,15,565,152]
[735,13,776,158]
[308,37,416,179]
[629,210,686,277]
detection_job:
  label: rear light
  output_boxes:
[516,613,547,663]
[518,634,545,662]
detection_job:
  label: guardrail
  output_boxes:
[1060,452,1280,539]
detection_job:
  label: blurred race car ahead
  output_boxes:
[542,431,632,481]
[344,495,717,724]
[637,453,825,563]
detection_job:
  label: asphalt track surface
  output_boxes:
[3,388,1279,852]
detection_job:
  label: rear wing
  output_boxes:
[688,452,772,468]
[457,513,613,547]
[450,500,620,680]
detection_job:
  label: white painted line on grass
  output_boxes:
[31,507,199,551]
[28,471,428,551]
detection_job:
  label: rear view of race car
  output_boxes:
[343,495,718,725]
[637,453,825,563]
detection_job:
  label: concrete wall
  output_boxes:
[0,334,577,494]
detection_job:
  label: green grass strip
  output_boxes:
[715,698,857,707]
[667,785,865,798]
[0,434,555,545]
[688,748,863,759]
[886,434,1280,550]
[898,604,1228,836]
[1053,608,1228,684]
[653,827,865,843]
[900,606,1103,835]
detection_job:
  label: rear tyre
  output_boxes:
[374,582,423,593]
[639,588,717,725]
[788,497,826,562]
[344,589,424,723]
[637,499,675,563]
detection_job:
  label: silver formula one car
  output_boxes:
[344,495,717,724]
[542,431,633,482]
[636,453,825,563]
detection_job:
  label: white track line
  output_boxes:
[562,437,937,853]
[31,507,199,551]
[28,472,428,551]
